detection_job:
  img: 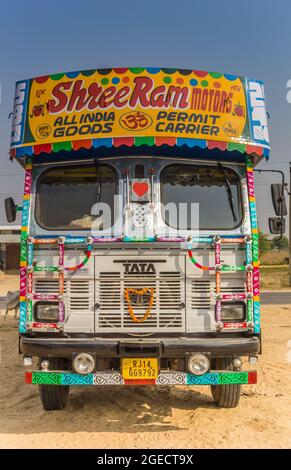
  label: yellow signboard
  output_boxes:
[10,67,270,151]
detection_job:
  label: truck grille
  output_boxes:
[34,278,93,313]
[190,279,211,309]
[96,271,184,332]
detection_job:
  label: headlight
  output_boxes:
[73,353,95,375]
[187,354,210,375]
[221,302,245,321]
[35,302,59,322]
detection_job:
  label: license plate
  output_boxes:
[122,358,158,380]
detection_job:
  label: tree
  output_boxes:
[258,230,272,255]
[271,235,289,251]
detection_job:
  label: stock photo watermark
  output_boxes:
[89,197,200,241]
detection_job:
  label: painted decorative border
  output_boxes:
[18,158,260,335]
[246,156,260,334]
[11,136,269,160]
[25,370,257,386]
[29,67,258,83]
[19,160,32,333]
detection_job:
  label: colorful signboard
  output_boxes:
[10,68,270,153]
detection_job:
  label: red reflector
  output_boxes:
[223,321,247,329]
[248,371,257,384]
[31,322,58,329]
[124,379,156,385]
[25,371,32,384]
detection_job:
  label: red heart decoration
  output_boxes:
[132,182,149,197]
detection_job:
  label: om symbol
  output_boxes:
[120,111,152,131]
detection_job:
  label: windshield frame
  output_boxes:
[34,162,119,232]
[159,161,244,231]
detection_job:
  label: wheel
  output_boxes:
[38,357,70,410]
[210,357,241,408]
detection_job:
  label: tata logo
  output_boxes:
[11,81,27,145]
[123,262,156,275]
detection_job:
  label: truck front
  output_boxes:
[8,68,270,409]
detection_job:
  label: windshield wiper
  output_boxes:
[94,160,102,205]
[217,163,237,222]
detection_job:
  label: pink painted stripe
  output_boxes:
[59,243,64,266]
[24,170,32,195]
[157,236,185,242]
[20,267,27,297]
[221,293,246,300]
[59,301,65,323]
[92,237,122,242]
[215,241,221,265]
[33,294,59,301]
[246,171,255,197]
[216,301,222,322]
[253,267,260,297]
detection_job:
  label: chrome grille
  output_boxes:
[34,277,93,313]
[34,278,66,293]
[69,279,91,311]
[220,285,246,293]
[190,279,211,309]
[96,271,184,331]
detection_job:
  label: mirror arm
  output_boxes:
[254,168,286,241]
[16,205,23,212]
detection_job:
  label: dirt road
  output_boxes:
[0,300,290,448]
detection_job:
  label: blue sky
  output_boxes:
[1,0,291,232]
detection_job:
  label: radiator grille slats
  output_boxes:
[34,279,66,293]
[34,278,93,312]
[190,280,211,309]
[96,270,184,331]
[189,279,246,309]
[33,254,246,334]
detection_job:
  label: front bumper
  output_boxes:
[25,369,257,386]
[21,335,260,358]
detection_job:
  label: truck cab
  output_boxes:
[7,67,271,409]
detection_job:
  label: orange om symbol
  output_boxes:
[121,111,150,130]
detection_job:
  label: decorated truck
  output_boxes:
[5,67,275,410]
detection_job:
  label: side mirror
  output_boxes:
[269,216,286,235]
[271,183,287,216]
[4,197,17,223]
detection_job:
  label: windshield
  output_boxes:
[160,163,242,230]
[35,164,117,230]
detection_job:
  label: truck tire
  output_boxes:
[210,357,241,408]
[39,358,70,411]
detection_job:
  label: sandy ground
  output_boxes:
[0,274,290,449]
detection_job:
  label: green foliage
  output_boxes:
[259,230,272,255]
[271,235,289,251]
